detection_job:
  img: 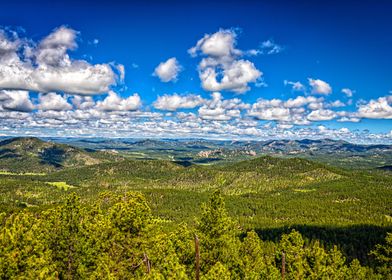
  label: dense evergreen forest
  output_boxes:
[0,138,391,279]
[0,191,391,279]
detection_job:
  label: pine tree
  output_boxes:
[371,232,392,278]
[197,190,241,278]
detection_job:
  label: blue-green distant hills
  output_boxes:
[4,136,389,170]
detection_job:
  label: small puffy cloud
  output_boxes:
[337,116,361,123]
[284,80,305,91]
[190,29,262,94]
[307,109,337,121]
[72,96,95,110]
[37,92,72,111]
[198,106,232,121]
[308,78,332,95]
[277,123,294,129]
[188,29,241,58]
[153,93,204,111]
[356,96,392,119]
[97,91,141,111]
[176,112,198,121]
[284,96,319,108]
[308,101,324,110]
[200,59,261,93]
[248,106,292,122]
[248,96,326,125]
[0,26,119,95]
[328,100,346,108]
[342,88,354,97]
[0,90,34,112]
[153,57,182,82]
[198,92,248,121]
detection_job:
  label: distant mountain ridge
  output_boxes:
[0,136,391,170]
[242,138,392,155]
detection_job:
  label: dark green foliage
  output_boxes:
[370,232,392,277]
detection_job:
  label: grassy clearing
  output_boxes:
[47,181,76,191]
[0,171,46,176]
[293,188,316,193]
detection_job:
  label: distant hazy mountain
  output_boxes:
[0,137,391,170]
[254,139,392,154]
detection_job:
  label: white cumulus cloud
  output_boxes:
[308,78,332,95]
[189,29,262,94]
[153,57,182,82]
[153,93,204,111]
[307,109,337,121]
[0,26,119,95]
[97,91,141,111]
[37,92,72,111]
[356,96,392,119]
[199,59,261,93]
[188,29,241,58]
[198,92,248,121]
[0,90,34,112]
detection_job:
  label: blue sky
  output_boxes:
[0,0,391,143]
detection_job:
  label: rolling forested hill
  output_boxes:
[0,137,123,173]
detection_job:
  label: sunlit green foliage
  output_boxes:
[1,191,387,279]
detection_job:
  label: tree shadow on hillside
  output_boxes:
[253,224,392,266]
[193,158,222,164]
[39,147,66,168]
[0,149,21,159]
[174,160,193,167]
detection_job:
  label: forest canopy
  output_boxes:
[0,191,390,279]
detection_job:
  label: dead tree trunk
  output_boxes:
[143,252,151,274]
[281,252,285,280]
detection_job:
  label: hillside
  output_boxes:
[0,149,391,267]
[41,155,346,195]
[0,137,122,173]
